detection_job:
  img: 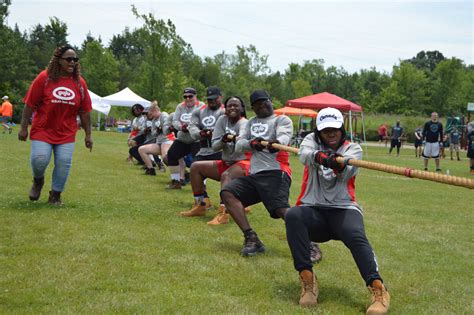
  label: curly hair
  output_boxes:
[47,44,81,81]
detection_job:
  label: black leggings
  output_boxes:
[285,206,382,286]
[166,140,200,166]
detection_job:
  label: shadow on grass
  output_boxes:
[1,199,78,212]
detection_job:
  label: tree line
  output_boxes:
[1,2,473,120]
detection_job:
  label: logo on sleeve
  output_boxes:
[202,115,216,128]
[180,113,192,123]
[250,122,269,137]
[52,87,75,101]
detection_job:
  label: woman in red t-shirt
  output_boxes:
[18,44,93,205]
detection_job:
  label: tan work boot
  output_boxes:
[299,270,318,307]
[244,206,251,214]
[203,197,212,209]
[180,200,207,217]
[207,204,229,225]
[366,279,390,315]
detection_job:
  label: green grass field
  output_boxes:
[1,131,473,314]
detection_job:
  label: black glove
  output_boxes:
[266,140,280,153]
[250,137,265,151]
[315,151,330,165]
[181,123,189,132]
[222,133,235,143]
[168,125,176,133]
[200,129,212,138]
[326,153,345,172]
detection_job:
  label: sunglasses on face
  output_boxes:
[183,95,194,99]
[61,57,79,63]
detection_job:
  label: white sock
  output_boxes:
[171,173,180,181]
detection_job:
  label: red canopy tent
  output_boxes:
[286,92,367,146]
[274,106,318,118]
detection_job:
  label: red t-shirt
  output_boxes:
[23,70,92,144]
[378,125,387,136]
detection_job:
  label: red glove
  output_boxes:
[250,137,265,151]
[200,129,212,138]
[315,151,329,165]
[266,140,280,153]
[181,123,189,132]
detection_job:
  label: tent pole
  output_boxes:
[361,111,368,158]
[349,111,353,142]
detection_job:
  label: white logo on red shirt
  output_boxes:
[52,87,75,101]
[251,122,269,137]
[180,113,192,123]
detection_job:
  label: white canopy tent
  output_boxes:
[88,90,111,115]
[102,87,151,108]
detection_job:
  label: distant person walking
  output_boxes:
[388,120,403,156]
[422,112,443,172]
[1,95,13,134]
[449,128,461,161]
[18,44,93,205]
[377,123,388,146]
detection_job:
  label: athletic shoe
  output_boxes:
[310,242,322,264]
[144,168,156,176]
[241,230,265,256]
[424,168,428,171]
[167,179,181,189]
[436,168,442,172]
[366,280,390,315]
[207,204,229,225]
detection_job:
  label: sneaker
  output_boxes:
[29,177,44,201]
[366,280,390,315]
[167,179,182,189]
[310,242,322,264]
[299,270,318,307]
[180,179,186,186]
[423,168,428,171]
[157,161,166,172]
[207,205,229,225]
[144,168,156,176]
[180,200,206,217]
[436,168,442,172]
[241,230,265,256]
[48,190,64,206]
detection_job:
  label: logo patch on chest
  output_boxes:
[251,122,269,137]
[202,115,216,128]
[53,87,75,101]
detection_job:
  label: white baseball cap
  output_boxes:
[2,95,8,100]
[316,107,344,131]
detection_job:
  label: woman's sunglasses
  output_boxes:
[61,57,79,63]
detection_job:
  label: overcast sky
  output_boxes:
[5,0,473,73]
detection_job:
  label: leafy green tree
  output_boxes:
[431,58,465,115]
[80,40,119,96]
[405,50,445,73]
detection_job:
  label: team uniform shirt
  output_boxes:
[391,125,403,139]
[296,134,363,212]
[23,70,92,144]
[212,115,249,162]
[151,112,171,145]
[165,111,176,141]
[172,101,204,144]
[189,104,225,156]
[423,120,443,143]
[1,101,13,117]
[235,114,293,176]
[130,115,147,138]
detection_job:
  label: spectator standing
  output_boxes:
[388,120,403,156]
[414,126,423,158]
[1,95,13,134]
[449,128,461,161]
[18,44,93,205]
[377,123,388,146]
[422,112,443,172]
[466,127,474,173]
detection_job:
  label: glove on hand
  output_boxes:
[326,153,345,172]
[200,129,212,138]
[266,140,280,153]
[222,133,235,143]
[168,126,176,133]
[315,151,329,165]
[250,137,265,151]
[181,123,189,132]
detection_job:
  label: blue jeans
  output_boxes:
[30,140,75,192]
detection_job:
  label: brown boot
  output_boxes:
[299,270,318,307]
[29,177,44,201]
[180,200,207,217]
[207,204,229,225]
[48,190,63,206]
[366,279,390,315]
[167,179,182,189]
[244,206,251,214]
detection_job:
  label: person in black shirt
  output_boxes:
[388,120,404,156]
[422,112,443,171]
